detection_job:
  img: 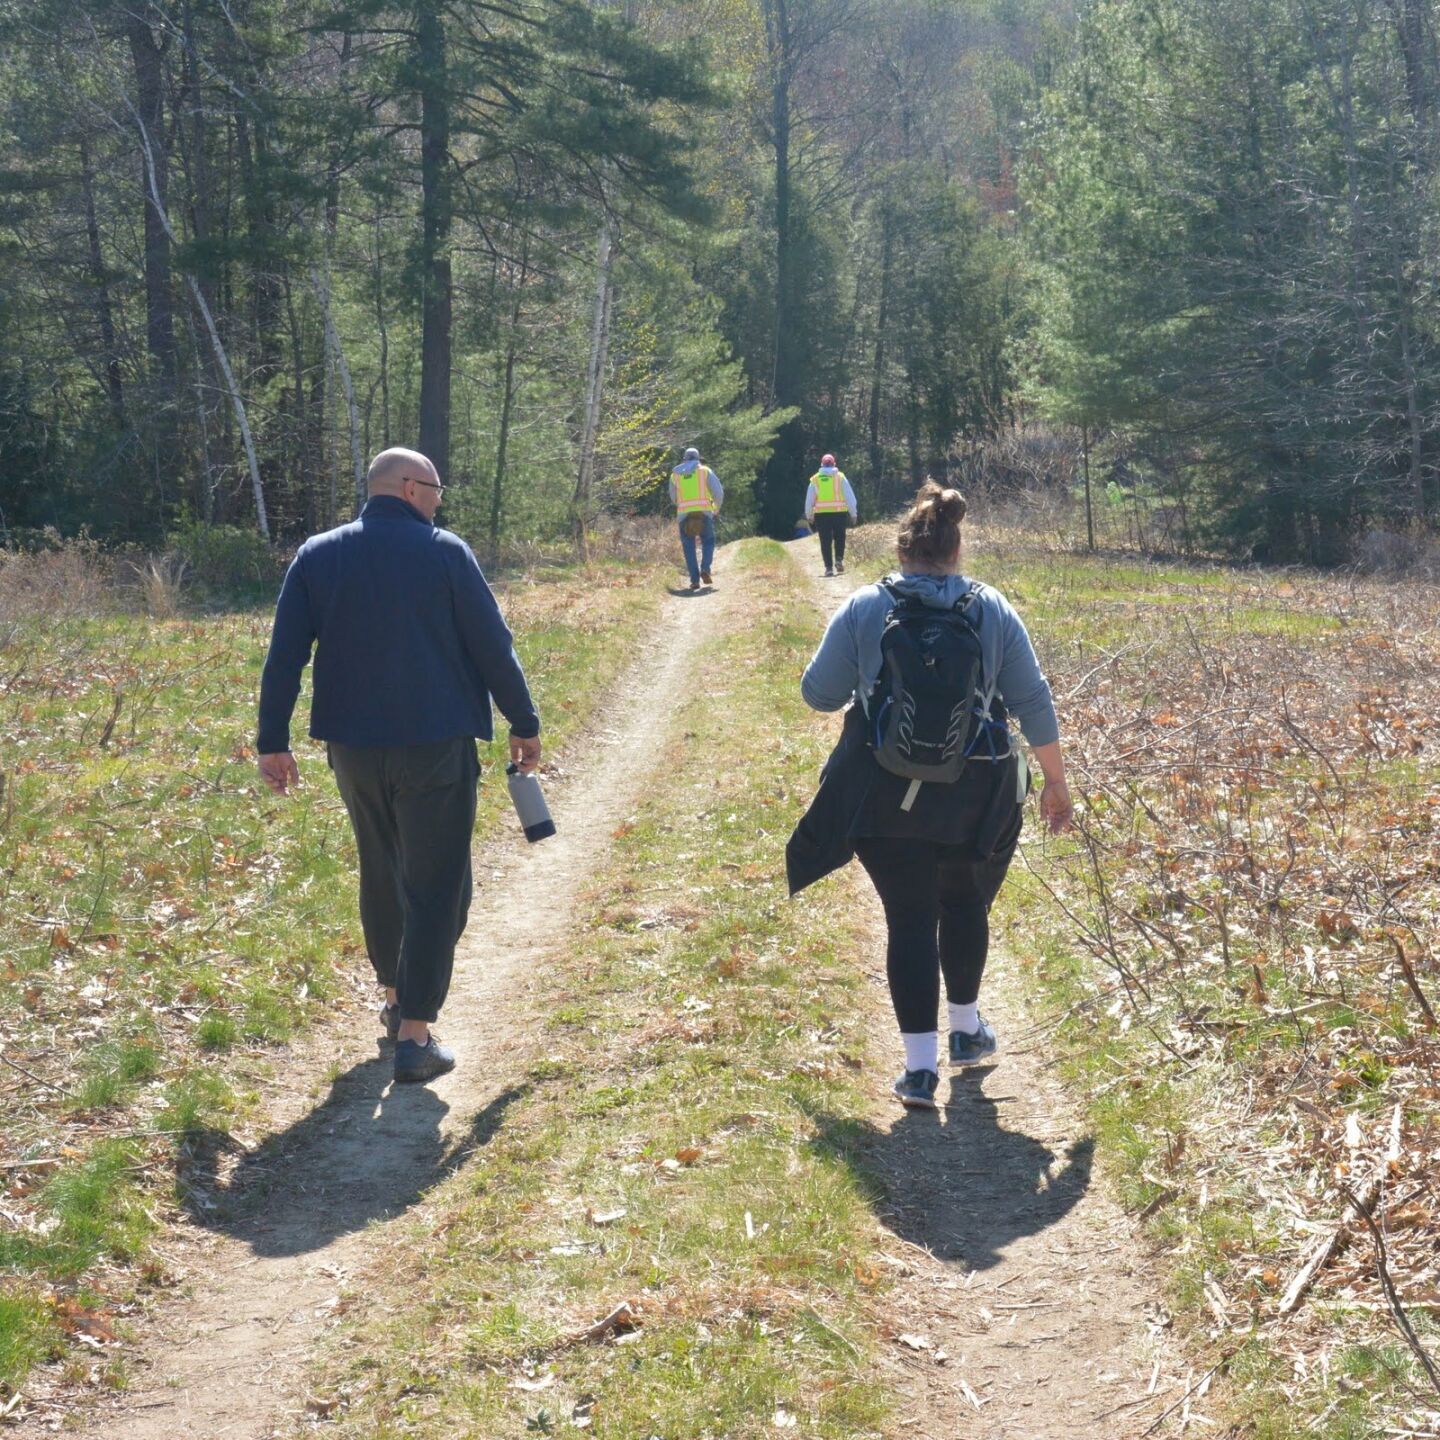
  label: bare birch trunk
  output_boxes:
[311,264,365,517]
[572,221,615,557]
[131,104,269,541]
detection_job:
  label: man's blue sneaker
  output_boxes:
[379,1003,401,1044]
[393,1036,456,1084]
[949,1017,997,1067]
[893,1068,940,1109]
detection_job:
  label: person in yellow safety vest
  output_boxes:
[669,446,724,591]
[804,453,858,577]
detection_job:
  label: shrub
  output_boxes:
[0,531,118,623]
[169,520,280,595]
[1351,525,1440,580]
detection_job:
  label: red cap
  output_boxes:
[821,453,836,467]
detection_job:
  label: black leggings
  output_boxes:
[815,513,848,568]
[854,837,1010,1034]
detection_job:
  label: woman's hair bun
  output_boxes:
[897,479,967,566]
[934,486,966,523]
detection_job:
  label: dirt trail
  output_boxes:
[17,539,1196,1440]
[18,570,728,1440]
[784,535,1192,1439]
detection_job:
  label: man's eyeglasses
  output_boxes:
[405,476,445,496]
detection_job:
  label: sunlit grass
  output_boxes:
[0,555,667,1396]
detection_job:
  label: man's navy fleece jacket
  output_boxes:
[256,495,540,754]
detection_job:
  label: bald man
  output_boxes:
[256,447,542,1085]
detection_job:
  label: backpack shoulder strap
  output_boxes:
[962,581,1001,718]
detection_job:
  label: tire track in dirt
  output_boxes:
[782,534,1193,1439]
[19,565,731,1440]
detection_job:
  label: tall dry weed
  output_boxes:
[132,554,190,619]
[587,513,676,567]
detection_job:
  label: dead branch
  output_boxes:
[1278,1105,1402,1318]
[1339,1181,1440,1398]
[1386,930,1438,1031]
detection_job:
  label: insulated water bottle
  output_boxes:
[506,763,556,843]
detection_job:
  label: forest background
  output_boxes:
[2,0,1440,569]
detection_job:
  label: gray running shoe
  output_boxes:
[379,1003,401,1044]
[835,560,845,574]
[949,1017,997,1067]
[394,1036,456,1085]
[824,566,834,577]
[893,1068,940,1109]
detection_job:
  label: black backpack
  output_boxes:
[867,579,994,790]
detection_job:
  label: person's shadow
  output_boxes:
[666,585,714,597]
[808,1069,1094,1270]
[175,1049,526,1258]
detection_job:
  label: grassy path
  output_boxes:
[0,559,666,1393]
[246,536,1191,1440]
[9,538,1209,1438]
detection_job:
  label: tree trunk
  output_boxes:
[183,308,218,521]
[767,0,796,409]
[417,5,452,476]
[1082,422,1095,551]
[312,265,365,519]
[126,10,178,390]
[132,104,269,540]
[1394,0,1430,124]
[867,208,893,492]
[374,210,391,452]
[572,221,615,556]
[490,280,526,566]
[1393,236,1425,522]
[285,275,310,529]
[235,112,281,384]
[906,370,923,491]
[79,137,126,431]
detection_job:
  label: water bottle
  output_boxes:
[506,763,556,842]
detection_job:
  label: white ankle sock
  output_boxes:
[948,1002,980,1036]
[901,1032,939,1074]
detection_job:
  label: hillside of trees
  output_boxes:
[1,0,1437,565]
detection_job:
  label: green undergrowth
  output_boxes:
[289,540,893,1438]
[0,556,666,1396]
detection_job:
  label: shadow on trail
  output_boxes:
[665,585,717,598]
[176,1053,526,1258]
[808,1069,1093,1270]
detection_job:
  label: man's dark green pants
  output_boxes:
[328,737,478,1024]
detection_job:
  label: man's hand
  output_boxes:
[510,735,541,774]
[1039,778,1074,835]
[258,751,300,796]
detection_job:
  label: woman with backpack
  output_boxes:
[786,482,1074,1109]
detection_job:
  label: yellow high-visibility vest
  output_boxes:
[812,471,848,512]
[674,465,716,514]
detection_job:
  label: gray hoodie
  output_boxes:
[800,572,1059,747]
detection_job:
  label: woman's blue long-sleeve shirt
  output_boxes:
[800,572,1059,747]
